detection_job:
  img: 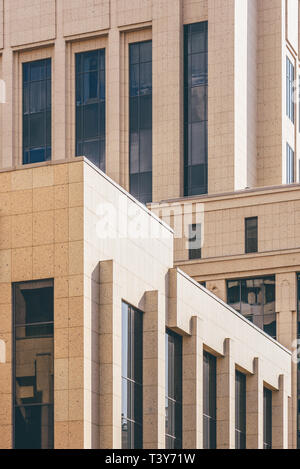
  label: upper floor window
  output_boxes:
[188,223,202,260]
[23,59,51,164]
[129,41,152,205]
[165,330,182,449]
[263,388,272,450]
[203,351,217,449]
[286,143,295,184]
[13,280,54,449]
[235,371,246,449]
[76,49,106,172]
[227,276,276,339]
[286,57,294,123]
[184,22,208,197]
[122,302,143,449]
[245,217,258,254]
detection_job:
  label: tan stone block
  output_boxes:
[54,276,69,299]
[68,296,84,328]
[69,327,84,358]
[54,164,69,186]
[0,173,11,193]
[69,241,84,275]
[32,166,54,188]
[69,207,83,242]
[68,421,84,449]
[55,209,69,243]
[0,193,11,216]
[54,421,69,449]
[68,357,84,390]
[33,187,54,212]
[0,394,12,426]
[69,162,83,183]
[11,214,33,248]
[11,247,32,282]
[54,358,69,391]
[33,211,54,246]
[33,244,54,278]
[0,425,12,449]
[55,297,69,329]
[10,190,32,215]
[54,390,69,422]
[0,216,11,249]
[54,328,69,359]
[68,275,84,298]
[55,185,69,209]
[69,389,84,421]
[0,303,12,334]
[11,169,33,191]
[69,183,84,208]
[54,243,69,277]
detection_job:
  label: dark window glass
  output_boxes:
[286,57,294,123]
[13,280,54,449]
[227,277,276,339]
[23,59,51,164]
[165,330,182,449]
[263,388,272,449]
[235,371,246,449]
[76,49,106,172]
[189,224,202,260]
[129,41,152,205]
[122,302,143,449]
[203,352,217,449]
[286,143,295,184]
[184,22,208,197]
[245,217,258,254]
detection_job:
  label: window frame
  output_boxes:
[235,370,246,449]
[203,351,217,449]
[286,143,295,184]
[13,279,54,450]
[245,217,258,254]
[188,223,202,260]
[286,57,295,124]
[263,387,272,450]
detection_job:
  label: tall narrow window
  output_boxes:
[286,57,294,123]
[76,49,106,172]
[129,41,152,205]
[263,388,272,449]
[227,276,276,339]
[184,22,208,197]
[287,143,295,184]
[235,371,246,449]
[188,223,202,260]
[165,330,182,449]
[23,59,51,164]
[245,217,258,254]
[203,352,217,449]
[13,280,54,449]
[122,302,143,449]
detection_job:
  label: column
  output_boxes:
[182,316,203,449]
[246,358,264,449]
[216,338,235,449]
[143,290,165,449]
[152,0,183,201]
[272,374,289,449]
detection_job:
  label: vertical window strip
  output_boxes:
[286,143,295,184]
[263,388,272,449]
[235,371,246,449]
[75,49,106,172]
[189,223,202,260]
[245,217,258,254]
[13,280,54,449]
[165,330,182,449]
[23,59,51,165]
[203,351,217,449]
[121,302,143,449]
[184,22,208,197]
[286,57,294,123]
[129,41,153,205]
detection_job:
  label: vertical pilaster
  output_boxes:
[152,0,183,201]
[217,338,235,449]
[99,260,121,449]
[143,290,165,449]
[53,0,66,161]
[272,374,289,449]
[182,316,203,449]
[246,358,263,449]
[106,1,121,184]
[2,0,13,168]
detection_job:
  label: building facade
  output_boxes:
[0,0,299,449]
